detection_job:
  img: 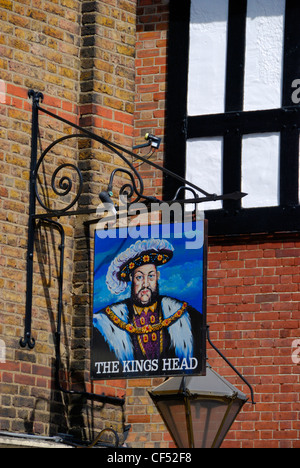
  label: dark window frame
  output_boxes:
[164,0,300,236]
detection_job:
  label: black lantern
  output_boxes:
[149,365,248,449]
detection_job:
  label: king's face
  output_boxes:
[130,264,160,306]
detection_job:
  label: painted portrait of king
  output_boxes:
[91,228,206,379]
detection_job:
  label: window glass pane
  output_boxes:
[187,0,229,116]
[186,138,223,211]
[243,0,285,111]
[242,133,280,208]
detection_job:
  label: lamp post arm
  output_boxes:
[206,325,256,405]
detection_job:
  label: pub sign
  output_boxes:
[91,221,207,379]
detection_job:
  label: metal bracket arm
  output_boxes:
[207,325,256,405]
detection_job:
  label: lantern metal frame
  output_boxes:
[149,326,255,449]
[149,364,249,449]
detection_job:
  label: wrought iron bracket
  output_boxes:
[20,89,246,351]
[19,89,247,407]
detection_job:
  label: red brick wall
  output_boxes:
[134,0,168,199]
[207,236,300,448]
[124,235,300,448]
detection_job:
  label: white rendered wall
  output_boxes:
[186,0,286,210]
[187,0,228,116]
[242,133,280,208]
[243,0,286,111]
[187,0,286,115]
[186,138,223,211]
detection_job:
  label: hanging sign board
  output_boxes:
[91,221,207,379]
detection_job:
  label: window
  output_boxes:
[164,0,300,236]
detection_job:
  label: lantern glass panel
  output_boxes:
[213,398,245,448]
[190,398,229,448]
[156,399,189,448]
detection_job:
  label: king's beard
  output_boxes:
[131,283,160,308]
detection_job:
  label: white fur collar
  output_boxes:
[93,297,193,362]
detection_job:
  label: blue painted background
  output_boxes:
[93,222,205,314]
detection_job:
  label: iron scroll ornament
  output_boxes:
[33,133,158,215]
[28,91,247,218]
[32,106,162,218]
[34,134,84,214]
